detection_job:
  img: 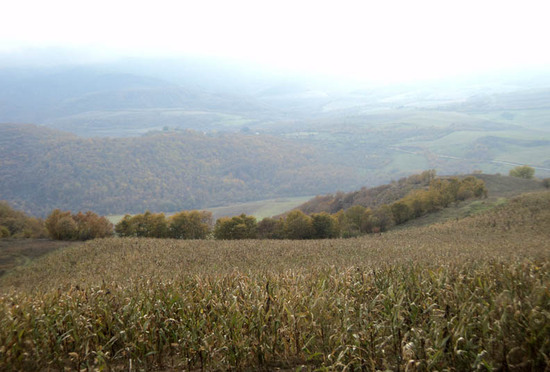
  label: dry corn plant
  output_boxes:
[1,192,549,371]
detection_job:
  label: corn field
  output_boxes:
[1,192,549,371]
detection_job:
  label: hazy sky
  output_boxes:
[2,0,549,82]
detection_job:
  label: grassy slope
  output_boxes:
[398,174,546,229]
[0,191,549,370]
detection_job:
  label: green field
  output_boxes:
[1,191,549,370]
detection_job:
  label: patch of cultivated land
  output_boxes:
[1,191,549,371]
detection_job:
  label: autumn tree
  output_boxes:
[46,209,113,240]
[371,205,395,232]
[283,210,314,240]
[390,201,412,225]
[169,210,212,239]
[457,176,487,200]
[0,201,47,238]
[343,205,366,235]
[257,217,285,239]
[311,212,340,239]
[73,211,114,240]
[115,215,135,237]
[428,179,455,208]
[509,165,535,179]
[214,214,257,240]
[45,209,77,240]
[119,211,168,238]
[403,190,428,218]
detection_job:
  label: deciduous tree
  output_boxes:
[509,165,535,179]
[169,210,212,239]
[283,210,314,240]
[214,214,257,240]
[311,212,340,239]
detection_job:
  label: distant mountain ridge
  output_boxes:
[0,66,281,136]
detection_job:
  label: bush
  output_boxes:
[123,212,169,238]
[509,165,535,179]
[73,211,115,240]
[0,225,10,238]
[115,215,135,237]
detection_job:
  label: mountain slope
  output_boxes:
[0,124,363,216]
[293,172,547,215]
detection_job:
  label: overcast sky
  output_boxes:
[1,0,549,82]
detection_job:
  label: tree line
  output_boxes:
[112,175,488,240]
[1,173,492,242]
[0,201,47,238]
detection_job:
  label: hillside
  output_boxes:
[1,191,549,370]
[294,172,546,216]
[474,173,547,196]
[1,61,549,186]
[0,123,364,217]
[294,170,435,215]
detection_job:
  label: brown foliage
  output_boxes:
[0,201,47,238]
[45,209,113,241]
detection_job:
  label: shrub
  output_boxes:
[73,211,114,240]
[509,165,535,179]
[0,225,10,238]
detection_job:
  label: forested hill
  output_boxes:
[0,124,363,217]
